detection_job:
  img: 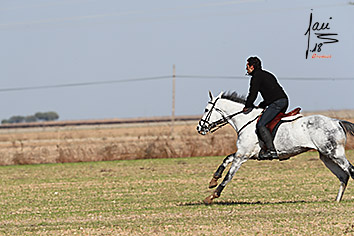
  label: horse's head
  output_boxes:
[197,91,225,135]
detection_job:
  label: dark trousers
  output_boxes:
[256,98,288,150]
[256,98,289,129]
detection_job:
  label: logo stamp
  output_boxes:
[304,9,339,59]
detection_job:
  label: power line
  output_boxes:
[0,74,353,93]
[0,0,99,12]
[276,77,354,81]
[0,75,170,93]
[1,1,350,29]
[0,0,263,29]
[177,75,354,81]
[177,75,247,80]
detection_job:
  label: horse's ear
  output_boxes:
[209,91,213,100]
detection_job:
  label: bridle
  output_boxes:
[198,97,260,134]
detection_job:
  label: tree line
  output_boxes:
[2,112,59,124]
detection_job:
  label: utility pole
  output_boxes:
[171,64,176,137]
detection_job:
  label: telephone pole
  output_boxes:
[171,64,176,136]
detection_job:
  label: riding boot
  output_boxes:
[257,126,278,160]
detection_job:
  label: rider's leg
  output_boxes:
[257,126,277,159]
[256,98,288,160]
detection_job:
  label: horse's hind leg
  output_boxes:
[336,182,347,202]
[319,152,350,202]
[208,153,235,189]
[348,162,354,180]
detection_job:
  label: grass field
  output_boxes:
[1,151,354,235]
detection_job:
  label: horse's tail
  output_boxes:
[339,120,354,179]
[339,120,354,136]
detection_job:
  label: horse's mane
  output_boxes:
[221,91,246,104]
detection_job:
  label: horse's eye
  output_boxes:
[204,109,209,113]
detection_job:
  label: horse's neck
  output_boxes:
[220,100,261,133]
[231,109,262,133]
[219,99,243,116]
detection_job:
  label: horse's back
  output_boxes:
[275,114,346,155]
[302,114,344,135]
[297,114,347,152]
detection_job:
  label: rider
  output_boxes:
[243,56,289,160]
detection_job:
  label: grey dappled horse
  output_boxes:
[197,91,354,204]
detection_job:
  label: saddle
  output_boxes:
[259,107,302,136]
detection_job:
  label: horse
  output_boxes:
[197,91,354,204]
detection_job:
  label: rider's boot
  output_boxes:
[257,126,278,160]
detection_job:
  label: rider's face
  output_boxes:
[246,63,254,74]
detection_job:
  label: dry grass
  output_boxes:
[0,116,353,166]
[0,121,237,166]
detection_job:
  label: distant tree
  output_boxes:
[1,119,9,124]
[1,111,59,125]
[35,112,59,121]
[45,111,59,121]
[25,115,38,123]
[8,116,25,123]
[34,112,45,120]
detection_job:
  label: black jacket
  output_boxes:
[245,69,288,109]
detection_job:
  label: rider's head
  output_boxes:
[246,56,262,74]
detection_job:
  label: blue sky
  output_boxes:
[1,0,353,120]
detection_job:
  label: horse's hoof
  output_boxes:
[209,177,218,189]
[203,192,219,205]
[203,195,213,205]
[279,156,290,161]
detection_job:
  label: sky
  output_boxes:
[0,0,353,121]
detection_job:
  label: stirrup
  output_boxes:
[258,149,278,160]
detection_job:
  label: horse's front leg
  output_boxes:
[204,155,248,205]
[208,153,235,188]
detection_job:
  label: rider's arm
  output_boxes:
[258,101,266,109]
[245,76,261,108]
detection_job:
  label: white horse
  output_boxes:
[197,91,354,204]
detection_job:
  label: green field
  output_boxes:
[1,151,354,235]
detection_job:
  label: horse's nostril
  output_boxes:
[197,126,208,135]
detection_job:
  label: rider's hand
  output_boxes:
[242,107,250,113]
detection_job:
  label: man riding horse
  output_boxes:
[198,57,354,203]
[243,56,289,160]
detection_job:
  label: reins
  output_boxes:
[210,110,244,133]
[237,115,260,134]
[200,98,261,134]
